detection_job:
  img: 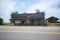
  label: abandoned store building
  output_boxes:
[10,13,45,26]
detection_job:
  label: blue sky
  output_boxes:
[0,0,60,23]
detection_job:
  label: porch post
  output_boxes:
[35,19,36,26]
[41,19,43,26]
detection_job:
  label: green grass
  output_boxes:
[47,22,60,26]
[0,22,60,27]
[0,23,10,26]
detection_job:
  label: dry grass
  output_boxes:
[0,23,60,27]
[47,22,60,27]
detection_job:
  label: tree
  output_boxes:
[10,11,18,23]
[36,9,41,14]
[11,11,18,19]
[0,18,4,25]
[36,9,44,14]
[23,12,26,14]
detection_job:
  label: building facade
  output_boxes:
[46,16,59,23]
[10,13,45,26]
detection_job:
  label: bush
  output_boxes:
[0,18,4,25]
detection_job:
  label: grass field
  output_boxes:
[47,22,60,27]
[0,23,60,27]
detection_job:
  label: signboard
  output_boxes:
[15,20,20,23]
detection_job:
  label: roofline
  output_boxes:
[18,13,44,15]
[46,16,59,20]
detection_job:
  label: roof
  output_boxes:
[14,13,45,20]
[46,16,59,20]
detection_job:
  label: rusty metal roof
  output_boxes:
[14,13,45,20]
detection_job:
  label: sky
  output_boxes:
[0,0,60,23]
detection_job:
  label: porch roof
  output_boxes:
[14,13,44,20]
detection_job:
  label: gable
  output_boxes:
[47,16,59,20]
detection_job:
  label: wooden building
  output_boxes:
[10,13,45,26]
[46,16,59,23]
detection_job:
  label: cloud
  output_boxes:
[27,0,59,12]
[26,0,60,19]
[0,0,17,23]
[0,0,60,22]
[45,8,60,18]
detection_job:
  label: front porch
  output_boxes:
[14,19,44,26]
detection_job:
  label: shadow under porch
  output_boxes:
[14,19,44,26]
